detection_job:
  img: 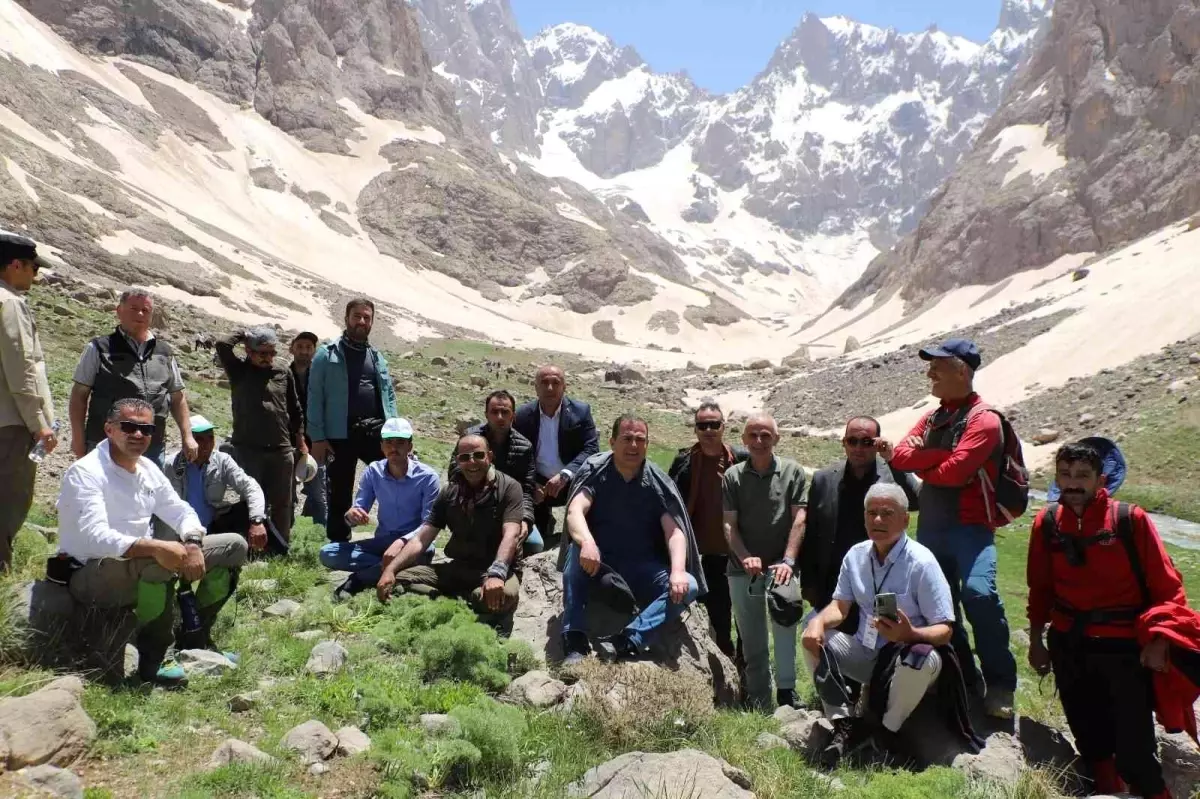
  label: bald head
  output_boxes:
[742,413,780,460]
[535,364,566,413]
[454,433,493,482]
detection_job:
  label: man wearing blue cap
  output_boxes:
[887,338,1019,719]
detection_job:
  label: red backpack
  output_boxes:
[942,405,1030,527]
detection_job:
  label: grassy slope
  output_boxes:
[1112,397,1200,522]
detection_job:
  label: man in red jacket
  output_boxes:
[887,339,1017,718]
[1027,441,1185,799]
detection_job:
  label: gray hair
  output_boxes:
[118,287,153,305]
[694,400,723,420]
[245,327,279,349]
[106,397,153,422]
[744,413,778,434]
[865,482,909,512]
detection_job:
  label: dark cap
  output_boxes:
[0,230,46,270]
[918,338,981,371]
[292,331,319,345]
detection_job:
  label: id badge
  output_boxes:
[862,620,879,650]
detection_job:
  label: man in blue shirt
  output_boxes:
[801,482,955,768]
[319,418,439,599]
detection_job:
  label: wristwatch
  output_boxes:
[249,516,267,526]
[781,556,796,568]
[182,531,204,546]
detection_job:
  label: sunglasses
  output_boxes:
[844,437,876,448]
[695,421,723,431]
[455,451,489,463]
[118,421,156,437]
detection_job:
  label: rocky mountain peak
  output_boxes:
[528,23,644,110]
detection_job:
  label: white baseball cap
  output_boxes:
[380,418,414,440]
[190,415,216,434]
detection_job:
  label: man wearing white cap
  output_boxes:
[164,416,273,553]
[319,418,439,599]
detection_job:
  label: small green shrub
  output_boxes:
[428,737,483,787]
[0,581,30,664]
[373,595,479,652]
[178,762,309,799]
[449,699,527,780]
[419,623,513,691]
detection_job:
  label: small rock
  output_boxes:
[178,649,238,677]
[282,720,338,764]
[263,599,302,618]
[208,738,275,769]
[0,676,96,769]
[292,629,324,640]
[953,732,1023,785]
[1032,429,1060,446]
[744,358,772,371]
[455,414,482,435]
[309,762,329,776]
[1077,387,1095,400]
[1168,379,1192,394]
[430,356,449,366]
[305,641,348,675]
[844,336,861,353]
[229,692,261,712]
[1078,413,1097,426]
[242,579,279,593]
[419,713,462,737]
[1189,353,1200,365]
[1011,629,1031,648]
[17,765,83,799]
[470,375,488,388]
[721,762,752,789]
[503,670,568,709]
[335,726,371,757]
[755,732,789,750]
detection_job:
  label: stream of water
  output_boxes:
[1029,490,1200,551]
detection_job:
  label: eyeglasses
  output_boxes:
[118,421,156,437]
[695,421,723,431]
[844,437,876,448]
[455,451,489,463]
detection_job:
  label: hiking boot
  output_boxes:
[595,633,638,664]
[873,726,916,768]
[776,688,799,709]
[983,687,1014,719]
[816,717,869,770]
[561,630,591,666]
[333,575,365,603]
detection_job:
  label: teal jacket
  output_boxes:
[307,338,398,441]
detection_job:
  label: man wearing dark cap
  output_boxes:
[289,331,325,525]
[886,338,1019,719]
[215,327,307,546]
[0,231,56,570]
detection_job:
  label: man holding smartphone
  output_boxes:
[801,482,955,767]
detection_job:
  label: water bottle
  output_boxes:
[177,582,203,636]
[28,420,60,464]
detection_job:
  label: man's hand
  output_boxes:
[151,541,189,573]
[376,572,396,603]
[901,435,924,450]
[482,577,507,612]
[544,473,567,499]
[874,437,895,462]
[533,484,545,504]
[769,562,793,586]
[71,433,86,460]
[297,439,309,457]
[741,556,763,579]
[1028,637,1052,676]
[669,570,691,604]
[311,440,330,464]
[248,523,267,552]
[182,435,199,463]
[876,609,915,644]
[579,540,602,576]
[381,536,408,567]
[801,616,826,656]
[180,542,206,582]
[35,427,58,456]
[1141,636,1171,673]
[345,507,371,527]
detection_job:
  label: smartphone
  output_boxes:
[874,592,899,623]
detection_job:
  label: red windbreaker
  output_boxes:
[890,393,1001,529]
[1137,605,1200,745]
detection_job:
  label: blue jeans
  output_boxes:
[301,465,328,526]
[319,535,430,586]
[523,525,545,556]
[918,523,1017,692]
[561,544,698,649]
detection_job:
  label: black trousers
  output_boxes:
[324,430,383,542]
[209,501,289,556]
[700,554,736,658]
[1048,629,1166,796]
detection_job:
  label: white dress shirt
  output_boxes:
[535,404,567,479]
[57,440,204,562]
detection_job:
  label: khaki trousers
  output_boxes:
[0,426,36,571]
[234,446,295,543]
[397,559,520,616]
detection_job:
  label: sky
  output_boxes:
[509,0,1003,94]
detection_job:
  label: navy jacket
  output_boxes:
[513,397,600,477]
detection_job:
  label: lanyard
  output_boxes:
[870,538,906,594]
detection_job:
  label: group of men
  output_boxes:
[2,230,1197,796]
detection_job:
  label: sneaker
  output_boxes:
[561,631,591,666]
[595,633,637,664]
[137,659,188,689]
[816,717,869,770]
[776,688,799,709]
[333,575,363,603]
[983,687,1015,720]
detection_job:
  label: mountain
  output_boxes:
[417,0,1053,316]
[840,0,1200,305]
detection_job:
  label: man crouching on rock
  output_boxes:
[55,398,248,687]
[1027,441,1199,799]
[560,414,705,665]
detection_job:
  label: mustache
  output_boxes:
[1060,488,1086,495]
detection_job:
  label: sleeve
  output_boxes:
[915,410,1002,486]
[223,454,266,519]
[789,466,807,507]
[419,470,440,525]
[1134,507,1188,608]
[667,450,688,492]
[150,468,205,537]
[501,479,525,524]
[0,299,52,432]
[378,353,398,419]
[798,473,824,599]
[57,468,141,558]
[1025,510,1054,628]
[722,470,738,513]
[352,465,377,512]
[564,403,600,475]
[427,485,451,529]
[888,413,945,472]
[916,554,956,625]
[285,370,303,439]
[307,351,328,441]
[831,555,856,603]
[71,341,100,387]
[214,333,246,381]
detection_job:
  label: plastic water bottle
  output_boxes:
[177,583,203,635]
[28,420,60,464]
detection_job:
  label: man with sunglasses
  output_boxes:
[800,417,919,634]
[377,434,526,621]
[215,327,306,546]
[319,418,439,599]
[57,398,248,687]
[0,231,56,571]
[668,401,748,659]
[722,413,808,710]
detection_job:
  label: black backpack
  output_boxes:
[1040,501,1150,606]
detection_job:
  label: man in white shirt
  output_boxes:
[57,398,248,686]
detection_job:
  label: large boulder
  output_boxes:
[568,750,755,798]
[511,552,740,706]
[17,581,137,681]
[0,676,96,770]
[1159,729,1200,799]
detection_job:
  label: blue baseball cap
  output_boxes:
[919,338,982,371]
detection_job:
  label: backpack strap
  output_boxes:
[1114,501,1151,609]
[1041,502,1060,544]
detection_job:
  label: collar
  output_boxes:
[382,457,414,481]
[747,456,778,477]
[456,466,498,492]
[1057,487,1112,530]
[872,534,909,566]
[0,279,24,298]
[842,460,878,485]
[539,402,562,420]
[117,326,155,347]
[939,392,978,411]
[98,439,141,476]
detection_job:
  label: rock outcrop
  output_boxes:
[568,750,755,799]
[0,676,97,770]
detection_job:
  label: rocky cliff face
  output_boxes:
[841,0,1200,304]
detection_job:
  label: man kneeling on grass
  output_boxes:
[802,483,977,768]
[560,414,705,665]
[376,434,526,622]
[56,398,247,687]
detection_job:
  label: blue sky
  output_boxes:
[510,0,1003,94]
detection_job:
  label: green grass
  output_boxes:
[1111,398,1200,522]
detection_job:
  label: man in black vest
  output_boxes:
[513,365,599,549]
[800,416,920,622]
[69,288,196,468]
